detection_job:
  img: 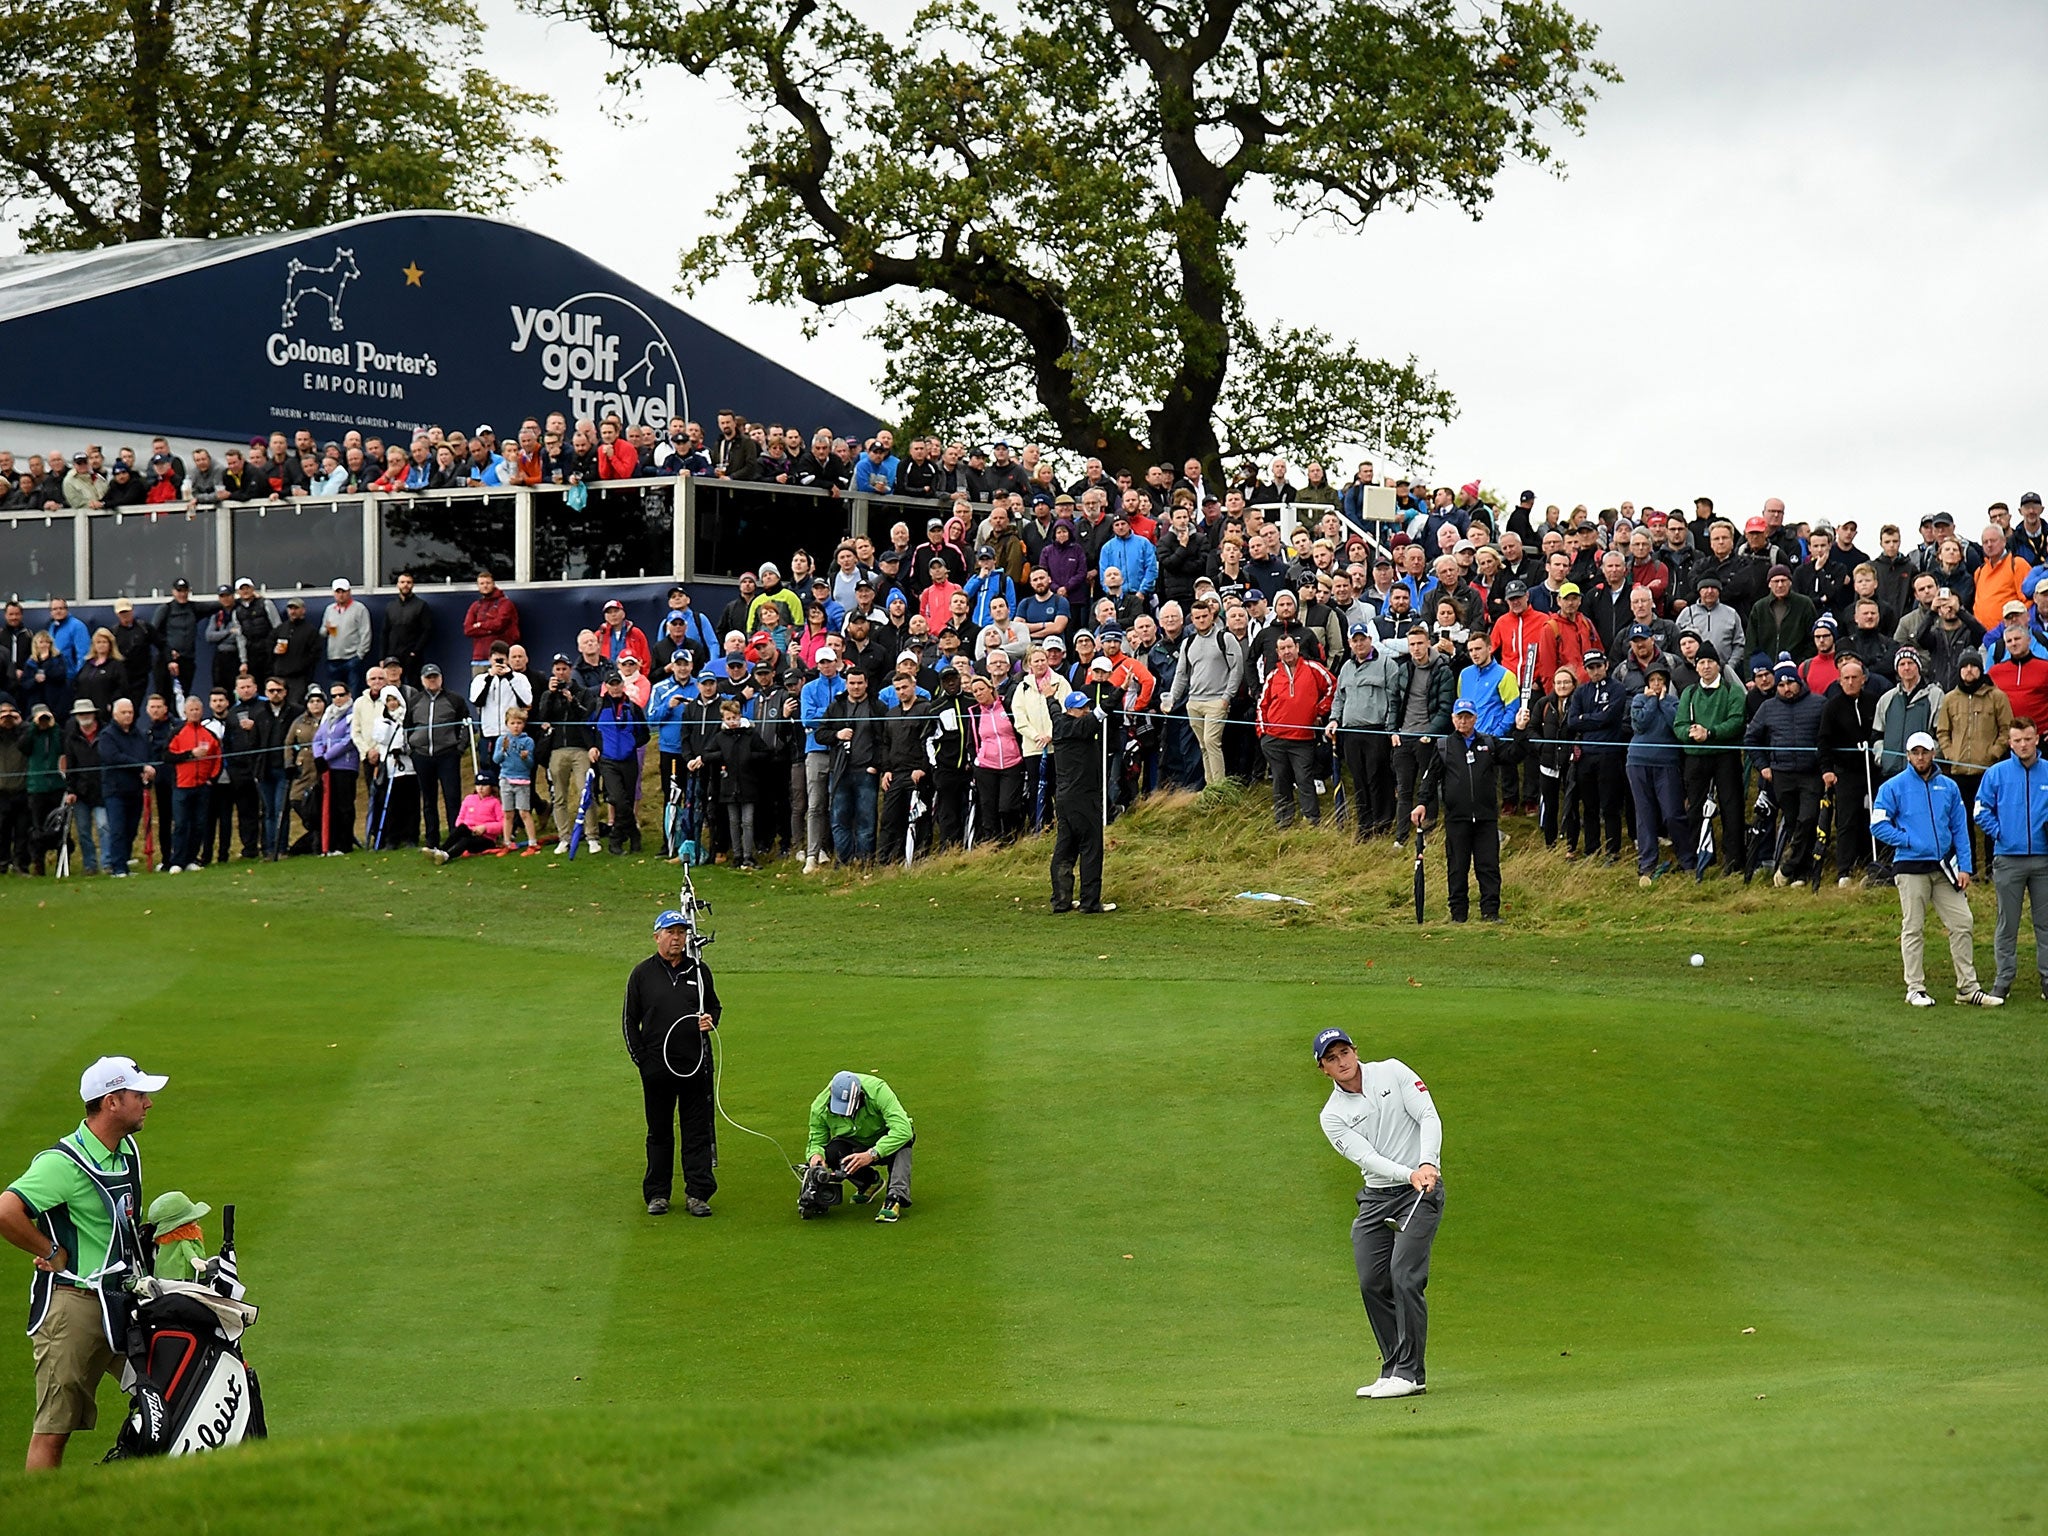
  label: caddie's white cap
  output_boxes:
[1905,731,1937,752]
[80,1055,167,1102]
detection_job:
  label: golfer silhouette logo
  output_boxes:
[619,339,672,392]
[281,247,361,333]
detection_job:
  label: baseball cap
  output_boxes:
[1453,538,1475,554]
[70,451,88,464]
[112,598,133,614]
[420,663,442,678]
[897,649,921,666]
[1348,622,1371,637]
[665,612,688,627]
[1090,656,1113,673]
[815,648,838,663]
[618,654,641,668]
[172,578,190,591]
[1557,582,1581,597]
[2004,600,2029,620]
[111,461,133,474]
[1042,635,1066,652]
[723,654,746,670]
[1906,731,1937,753]
[976,544,996,560]
[1098,627,1125,642]
[332,577,352,591]
[1931,511,1954,526]
[1452,697,1477,715]
[1584,650,1608,667]
[1518,489,1535,503]
[1745,516,1767,533]
[1312,1027,1354,1062]
[652,909,694,932]
[149,452,172,466]
[1063,690,1090,709]
[603,598,624,612]
[475,423,495,436]
[828,1071,866,1115]
[1628,624,1652,640]
[284,596,305,610]
[216,584,233,596]
[235,576,254,590]
[2022,492,2043,507]
[80,1055,167,1102]
[604,667,625,684]
[1504,579,1529,598]
[551,652,573,665]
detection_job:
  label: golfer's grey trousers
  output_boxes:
[1896,872,1980,995]
[1991,853,2048,992]
[1351,1180,1444,1385]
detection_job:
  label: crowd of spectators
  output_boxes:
[5,406,2042,904]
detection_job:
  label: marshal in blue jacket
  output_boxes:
[1872,763,1973,873]
[1972,750,2048,859]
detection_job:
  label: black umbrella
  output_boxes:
[1811,786,1835,893]
[1412,825,1428,924]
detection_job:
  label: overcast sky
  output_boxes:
[461,2,2038,529]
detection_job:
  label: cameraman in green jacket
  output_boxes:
[806,1072,914,1224]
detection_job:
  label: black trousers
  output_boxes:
[0,789,28,870]
[1443,816,1502,920]
[641,1071,716,1203]
[1768,768,1824,880]
[370,775,420,847]
[973,763,1025,843]
[325,768,358,852]
[1051,806,1104,910]
[418,752,462,845]
[932,766,973,849]
[1338,731,1393,836]
[1683,752,1748,873]
[1535,761,1571,847]
[149,783,173,866]
[221,779,260,859]
[598,758,638,846]
[1262,736,1319,826]
[1392,738,1435,831]
[1577,750,1627,856]
[879,772,921,863]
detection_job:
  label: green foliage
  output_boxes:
[0,0,558,252]
[538,0,1613,466]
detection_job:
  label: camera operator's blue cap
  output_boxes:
[653,909,693,932]
[828,1070,863,1115]
[1313,1027,1353,1062]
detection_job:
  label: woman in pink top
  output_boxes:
[969,674,1025,843]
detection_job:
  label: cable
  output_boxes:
[710,1027,802,1182]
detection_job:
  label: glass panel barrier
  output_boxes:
[691,479,847,581]
[89,507,218,599]
[533,483,675,582]
[233,500,366,591]
[0,514,77,602]
[379,493,516,585]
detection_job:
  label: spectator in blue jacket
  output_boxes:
[851,441,897,495]
[962,548,1018,628]
[1971,716,2048,1001]
[1874,732,1996,1008]
[587,671,650,855]
[799,649,848,872]
[1098,513,1159,596]
[1626,659,1689,882]
[45,598,91,676]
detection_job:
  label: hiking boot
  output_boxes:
[685,1197,713,1217]
[875,1200,903,1224]
[646,1197,670,1216]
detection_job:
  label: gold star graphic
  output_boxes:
[401,261,424,287]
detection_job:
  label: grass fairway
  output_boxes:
[1,809,2045,1533]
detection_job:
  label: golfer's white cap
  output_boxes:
[80,1055,167,1102]
[1906,731,1937,752]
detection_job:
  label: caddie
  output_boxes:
[0,1055,167,1470]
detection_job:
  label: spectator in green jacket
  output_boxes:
[806,1071,915,1223]
[1674,641,1747,877]
[1746,565,1819,665]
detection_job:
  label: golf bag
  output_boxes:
[796,1161,843,1219]
[107,1208,265,1460]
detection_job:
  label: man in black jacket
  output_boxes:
[1411,698,1524,922]
[380,573,434,683]
[1564,651,1629,861]
[151,579,201,705]
[877,670,931,863]
[407,665,472,847]
[1050,689,1113,913]
[1815,655,1879,884]
[622,909,721,1217]
[269,597,322,698]
[1744,658,1830,886]
[820,668,885,862]
[251,676,302,860]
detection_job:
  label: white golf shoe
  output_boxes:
[1364,1375,1425,1399]
[1906,990,1936,1008]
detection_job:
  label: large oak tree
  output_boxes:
[540,0,1613,468]
[0,0,556,253]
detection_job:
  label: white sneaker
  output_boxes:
[803,854,817,874]
[165,865,181,874]
[1957,989,2004,1007]
[1365,1375,1425,1399]
[430,848,451,865]
[1837,876,1852,888]
[1906,990,1935,1008]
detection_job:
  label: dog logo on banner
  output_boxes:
[281,248,361,333]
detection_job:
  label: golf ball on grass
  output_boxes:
[1690,953,1705,968]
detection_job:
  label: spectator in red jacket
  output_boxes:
[596,417,638,480]
[599,599,652,673]
[1535,583,1601,685]
[1990,622,2048,724]
[144,453,182,504]
[462,570,521,670]
[1257,632,1335,828]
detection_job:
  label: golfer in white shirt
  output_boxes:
[1316,1027,1444,1399]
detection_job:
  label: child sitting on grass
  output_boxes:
[428,786,506,863]
[492,706,542,851]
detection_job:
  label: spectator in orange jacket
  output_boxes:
[1972,526,2031,633]
[1536,583,1601,685]
[165,695,221,871]
[1257,632,1335,828]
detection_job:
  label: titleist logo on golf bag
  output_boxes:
[172,1357,251,1455]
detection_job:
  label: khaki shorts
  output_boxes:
[30,1286,121,1435]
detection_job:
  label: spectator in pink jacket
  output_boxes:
[428,788,505,862]
[970,674,1025,843]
